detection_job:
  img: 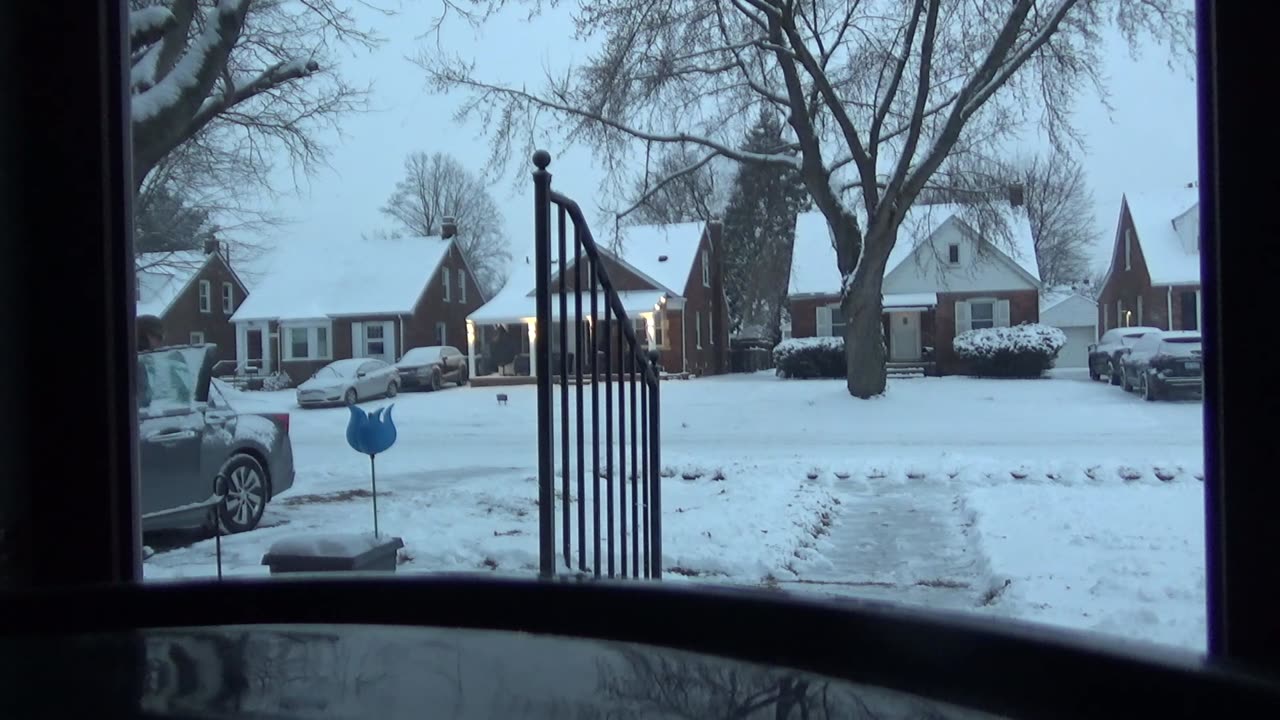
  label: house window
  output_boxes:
[443,267,451,302]
[701,249,710,287]
[1137,295,1144,325]
[198,280,211,313]
[1117,299,1125,327]
[365,323,385,356]
[634,316,667,348]
[288,327,309,359]
[283,323,334,361]
[189,331,205,345]
[709,310,715,344]
[948,243,960,264]
[458,269,467,303]
[221,282,234,313]
[1104,303,1111,331]
[1180,290,1199,331]
[435,321,447,345]
[970,301,996,330]
[1124,229,1132,271]
[695,311,703,348]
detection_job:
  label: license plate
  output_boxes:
[1184,361,1201,371]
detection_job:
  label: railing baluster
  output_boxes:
[630,359,639,576]
[558,205,570,569]
[574,226,586,572]
[590,253,601,578]
[604,302,614,578]
[649,380,662,580]
[641,367,649,579]
[618,325,627,578]
[532,152,554,579]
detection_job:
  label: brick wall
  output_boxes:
[159,252,247,361]
[1097,205,1202,332]
[403,242,486,352]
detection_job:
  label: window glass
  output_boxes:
[969,301,995,330]
[289,328,308,359]
[316,327,330,358]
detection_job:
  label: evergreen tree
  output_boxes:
[721,110,808,342]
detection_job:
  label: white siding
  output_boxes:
[882,219,1038,295]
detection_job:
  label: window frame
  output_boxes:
[435,321,447,346]
[458,268,466,304]
[969,300,996,330]
[281,322,334,362]
[1124,228,1133,270]
[694,310,702,348]
[189,331,204,345]
[198,279,211,313]
[221,281,233,314]
[701,249,710,287]
[443,267,452,302]
[947,243,961,265]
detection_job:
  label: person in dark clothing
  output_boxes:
[137,314,164,351]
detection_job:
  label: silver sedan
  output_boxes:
[296,358,400,408]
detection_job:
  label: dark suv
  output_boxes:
[139,344,295,534]
[1119,331,1204,401]
[1088,326,1162,384]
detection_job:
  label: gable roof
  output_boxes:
[1039,287,1097,327]
[231,236,454,321]
[609,221,707,294]
[788,204,1039,297]
[135,250,250,318]
[468,254,670,324]
[1120,188,1201,286]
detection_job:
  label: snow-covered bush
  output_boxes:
[773,337,845,378]
[953,323,1067,378]
[262,371,294,391]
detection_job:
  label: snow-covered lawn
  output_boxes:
[144,370,1206,651]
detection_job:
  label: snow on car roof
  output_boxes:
[399,346,445,364]
[1158,330,1202,340]
[231,236,453,321]
[789,203,1039,296]
[1122,188,1201,286]
[135,250,209,317]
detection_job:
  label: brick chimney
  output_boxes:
[203,237,219,255]
[1007,183,1025,208]
[441,216,458,239]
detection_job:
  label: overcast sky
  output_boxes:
[245,2,1199,285]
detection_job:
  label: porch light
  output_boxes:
[465,320,475,344]
[642,312,656,345]
[526,319,537,342]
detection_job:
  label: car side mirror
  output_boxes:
[357,371,367,378]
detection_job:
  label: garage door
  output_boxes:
[1055,326,1095,368]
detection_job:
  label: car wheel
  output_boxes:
[457,367,468,387]
[1121,368,1133,392]
[344,388,358,405]
[430,368,442,392]
[1143,373,1159,402]
[386,381,398,398]
[1089,364,1100,382]
[1108,360,1122,386]
[216,454,268,534]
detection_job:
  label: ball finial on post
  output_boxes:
[532,149,551,169]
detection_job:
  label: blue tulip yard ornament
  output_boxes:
[346,404,398,537]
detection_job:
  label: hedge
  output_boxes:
[953,323,1067,378]
[773,337,845,379]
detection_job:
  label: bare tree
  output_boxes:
[1012,152,1095,288]
[421,0,1191,397]
[624,144,728,225]
[129,0,375,192]
[381,151,512,295]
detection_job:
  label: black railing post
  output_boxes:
[649,380,662,579]
[618,326,627,577]
[558,205,570,569]
[630,361,639,575]
[604,304,615,577]
[574,226,586,572]
[590,255,601,578]
[532,150,554,578]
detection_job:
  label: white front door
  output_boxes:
[889,311,921,362]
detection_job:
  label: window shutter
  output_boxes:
[954,301,970,334]
[816,306,832,337]
[996,299,1011,327]
[383,320,396,360]
[351,322,363,358]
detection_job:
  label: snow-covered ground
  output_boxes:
[144,370,1206,651]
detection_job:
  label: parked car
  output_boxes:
[1119,330,1203,400]
[1087,326,1162,384]
[395,346,468,391]
[296,358,400,408]
[138,344,295,534]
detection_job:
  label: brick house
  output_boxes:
[1096,188,1202,334]
[786,202,1042,375]
[467,220,729,379]
[136,240,249,360]
[229,227,485,381]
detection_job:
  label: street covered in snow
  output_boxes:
[144,370,1206,652]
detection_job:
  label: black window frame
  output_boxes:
[2,0,1278,698]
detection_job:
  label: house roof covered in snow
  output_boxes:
[231,236,453,322]
[1039,287,1097,328]
[469,252,670,324]
[135,250,217,317]
[788,203,1040,297]
[1121,188,1201,286]
[608,221,707,294]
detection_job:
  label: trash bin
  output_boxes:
[261,533,404,574]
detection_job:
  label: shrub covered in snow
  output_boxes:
[953,323,1067,378]
[262,371,294,391]
[773,337,845,378]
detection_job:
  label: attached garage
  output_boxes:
[1040,291,1098,369]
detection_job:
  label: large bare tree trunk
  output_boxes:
[842,225,894,398]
